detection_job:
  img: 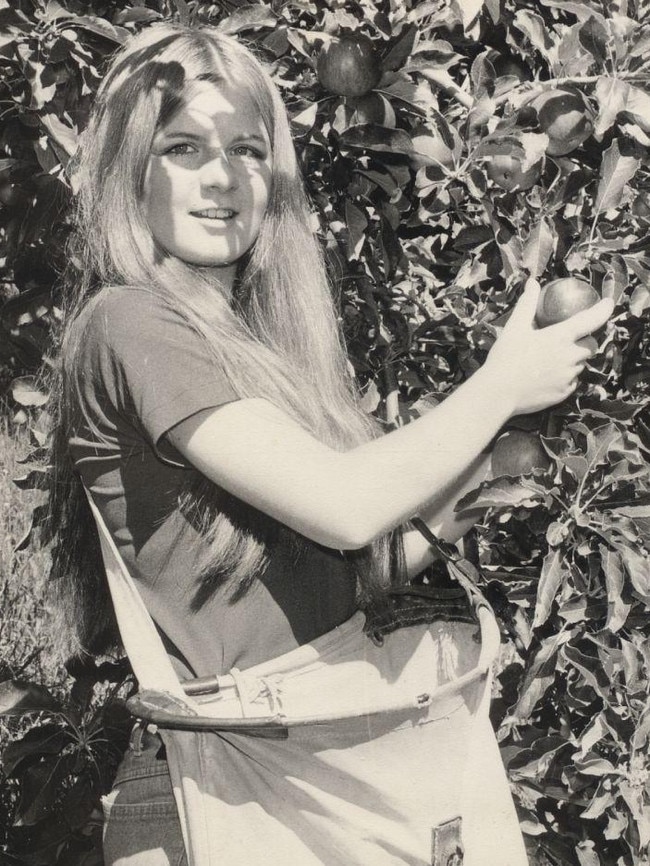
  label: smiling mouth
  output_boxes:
[191,208,237,220]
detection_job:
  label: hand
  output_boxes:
[484,278,614,416]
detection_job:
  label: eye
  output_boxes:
[231,143,265,159]
[164,142,197,156]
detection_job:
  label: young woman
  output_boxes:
[49,23,613,866]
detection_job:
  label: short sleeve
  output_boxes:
[76,287,241,463]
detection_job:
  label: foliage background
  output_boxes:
[1,0,650,864]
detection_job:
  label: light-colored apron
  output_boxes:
[86,492,528,866]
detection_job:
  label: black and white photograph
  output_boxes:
[1,1,649,864]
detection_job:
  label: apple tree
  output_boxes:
[2,1,650,864]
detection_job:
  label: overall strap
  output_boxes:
[410,516,488,610]
[83,487,188,700]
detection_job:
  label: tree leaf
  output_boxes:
[581,784,616,820]
[40,113,78,160]
[381,24,418,72]
[483,202,523,279]
[3,724,70,778]
[615,505,650,518]
[601,254,628,303]
[599,545,630,633]
[510,630,573,719]
[620,545,650,601]
[512,10,555,58]
[217,6,277,35]
[629,284,650,316]
[540,0,607,24]
[619,120,650,147]
[0,680,61,715]
[14,502,49,552]
[16,754,76,826]
[113,7,162,25]
[344,200,367,261]
[534,549,566,628]
[578,712,611,759]
[467,96,496,140]
[522,217,555,278]
[594,76,630,139]
[470,51,495,100]
[484,0,500,25]
[340,125,414,155]
[574,756,619,777]
[568,422,622,483]
[563,644,611,699]
[594,139,640,213]
[620,83,650,134]
[67,15,126,43]
[451,0,484,36]
[12,467,49,491]
[578,16,609,65]
[11,376,49,408]
[290,101,317,136]
[575,843,604,866]
[456,476,549,511]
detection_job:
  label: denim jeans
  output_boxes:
[102,724,187,866]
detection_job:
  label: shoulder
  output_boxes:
[71,286,192,357]
[75,285,174,333]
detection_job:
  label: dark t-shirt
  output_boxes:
[68,286,357,679]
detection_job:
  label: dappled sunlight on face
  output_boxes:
[142,80,272,291]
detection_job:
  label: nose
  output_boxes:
[201,152,238,191]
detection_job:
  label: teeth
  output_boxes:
[194,208,235,219]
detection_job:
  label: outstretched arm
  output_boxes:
[400,449,490,577]
[167,282,613,553]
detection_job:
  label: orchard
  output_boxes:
[1,1,650,864]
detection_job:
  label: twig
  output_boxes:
[418,69,473,109]
[414,70,649,112]
[495,72,650,106]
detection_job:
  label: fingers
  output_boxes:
[505,278,541,330]
[576,336,599,355]
[558,297,615,339]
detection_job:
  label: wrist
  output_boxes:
[467,363,517,424]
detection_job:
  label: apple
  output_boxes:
[528,88,593,156]
[317,34,381,99]
[535,277,600,328]
[349,92,395,127]
[492,430,552,477]
[486,153,542,192]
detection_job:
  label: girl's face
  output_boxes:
[142,80,272,287]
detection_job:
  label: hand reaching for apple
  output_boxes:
[485,278,614,416]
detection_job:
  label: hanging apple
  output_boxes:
[492,430,552,476]
[535,277,600,328]
[317,34,381,99]
[528,88,594,156]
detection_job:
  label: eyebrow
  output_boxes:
[155,129,268,146]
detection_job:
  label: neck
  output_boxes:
[204,263,237,301]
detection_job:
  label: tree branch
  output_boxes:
[495,73,650,106]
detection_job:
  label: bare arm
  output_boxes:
[167,283,613,552]
[400,449,490,578]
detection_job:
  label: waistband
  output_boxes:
[126,607,499,734]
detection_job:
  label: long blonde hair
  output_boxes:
[49,23,403,658]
